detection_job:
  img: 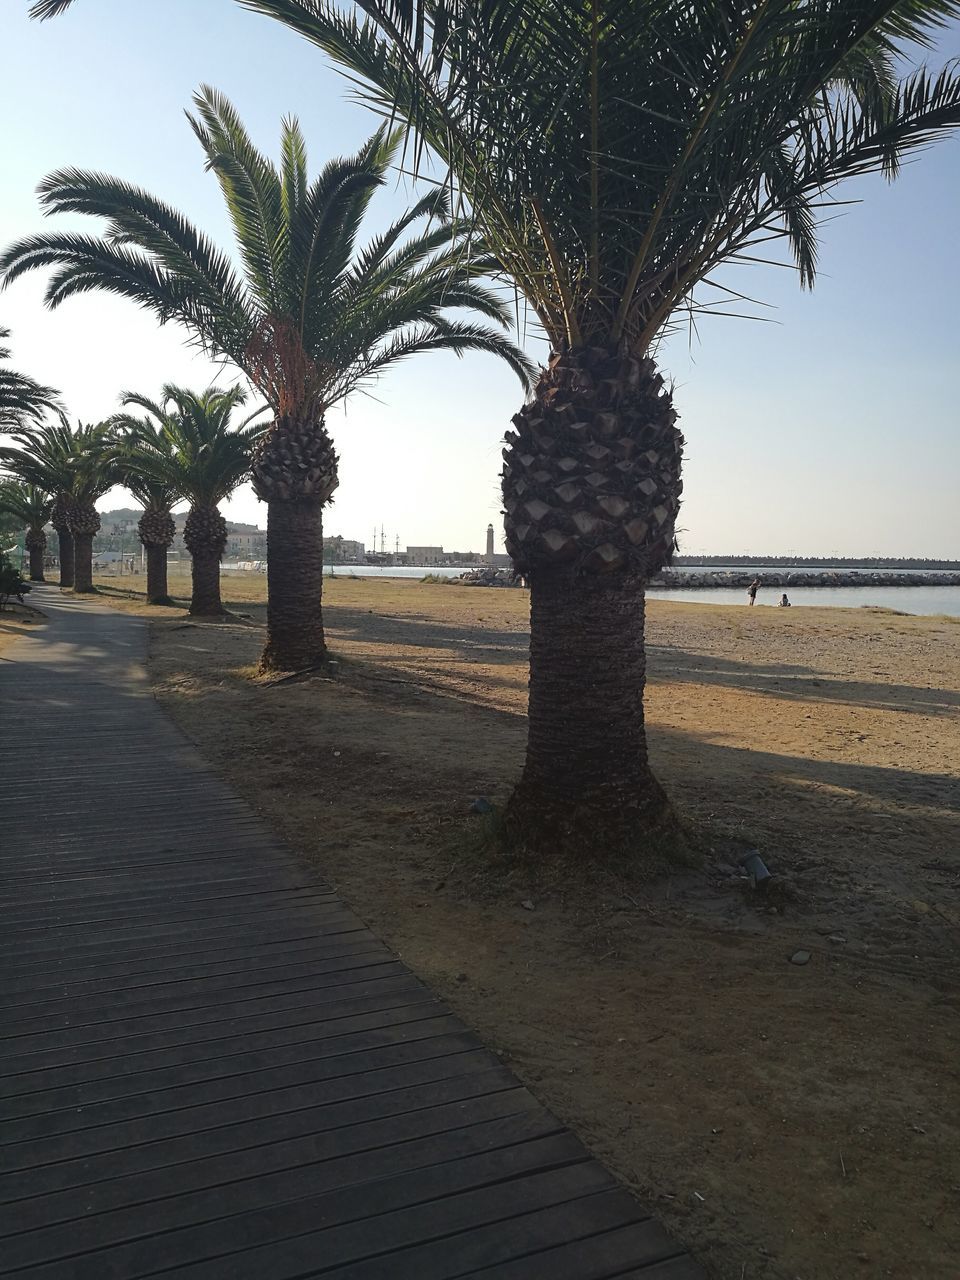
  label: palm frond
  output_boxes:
[243,0,960,350]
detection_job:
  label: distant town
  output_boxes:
[91,511,513,568]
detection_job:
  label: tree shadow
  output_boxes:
[646,645,960,718]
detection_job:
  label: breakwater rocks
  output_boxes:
[651,569,960,589]
[455,567,525,588]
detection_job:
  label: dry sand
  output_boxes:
[0,599,46,657]
[94,571,960,1280]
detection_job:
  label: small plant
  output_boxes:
[0,552,30,610]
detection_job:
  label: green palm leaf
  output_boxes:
[238,0,960,348]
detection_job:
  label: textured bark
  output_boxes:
[28,544,45,582]
[68,502,101,594]
[72,532,95,592]
[183,504,227,617]
[189,546,224,616]
[145,544,170,605]
[137,508,175,604]
[26,529,46,582]
[504,568,671,852]
[259,499,326,672]
[503,346,683,577]
[53,524,74,588]
[501,345,683,858]
[251,416,339,503]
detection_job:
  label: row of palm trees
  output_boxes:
[13,0,960,862]
[0,387,258,615]
[1,96,533,666]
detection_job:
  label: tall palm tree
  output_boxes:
[0,325,62,429]
[115,384,260,617]
[0,417,79,587]
[194,0,960,860]
[0,482,53,581]
[109,404,182,605]
[0,88,533,671]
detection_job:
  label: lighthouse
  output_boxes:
[484,523,495,564]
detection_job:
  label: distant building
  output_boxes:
[485,523,495,564]
[227,530,267,556]
[406,545,443,566]
[323,536,365,563]
[441,550,482,566]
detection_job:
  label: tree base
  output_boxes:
[501,780,680,867]
[257,632,328,676]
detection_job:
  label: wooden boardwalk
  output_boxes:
[0,588,704,1279]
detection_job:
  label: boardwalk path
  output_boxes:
[0,588,704,1279]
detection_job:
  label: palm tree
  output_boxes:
[185,0,960,860]
[0,88,533,671]
[60,421,120,592]
[115,384,260,617]
[109,405,182,605]
[0,417,79,588]
[0,325,62,429]
[0,482,53,581]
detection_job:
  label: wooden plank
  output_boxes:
[0,936,389,1005]
[0,1068,522,1198]
[3,1029,482,1133]
[0,1093,542,1234]
[0,972,426,1059]
[462,1223,689,1280]
[2,1046,498,1164]
[2,1005,455,1097]
[0,897,358,959]
[0,958,406,1039]
[153,1170,631,1280]
[3,1126,583,1274]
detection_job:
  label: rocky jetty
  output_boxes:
[456,567,525,588]
[651,569,960,589]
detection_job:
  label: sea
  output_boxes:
[311,562,960,619]
[320,563,960,616]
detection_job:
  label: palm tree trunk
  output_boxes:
[189,547,224,617]
[503,568,671,851]
[73,533,95,593]
[500,346,683,860]
[259,498,326,672]
[28,545,45,582]
[56,527,74,589]
[183,504,227,618]
[145,544,170,605]
[26,531,45,582]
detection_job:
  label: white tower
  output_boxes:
[484,523,495,564]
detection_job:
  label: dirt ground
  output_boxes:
[95,571,960,1280]
[0,599,45,658]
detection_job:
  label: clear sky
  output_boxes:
[3,0,959,557]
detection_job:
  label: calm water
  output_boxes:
[319,565,960,617]
[649,584,960,617]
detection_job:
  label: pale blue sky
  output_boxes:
[2,0,958,556]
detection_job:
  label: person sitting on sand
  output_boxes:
[747,577,761,605]
[779,593,791,607]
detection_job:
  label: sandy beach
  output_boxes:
[92,573,960,1280]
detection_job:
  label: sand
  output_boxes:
[0,599,46,657]
[93,571,960,1280]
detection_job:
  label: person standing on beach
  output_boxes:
[748,578,761,605]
